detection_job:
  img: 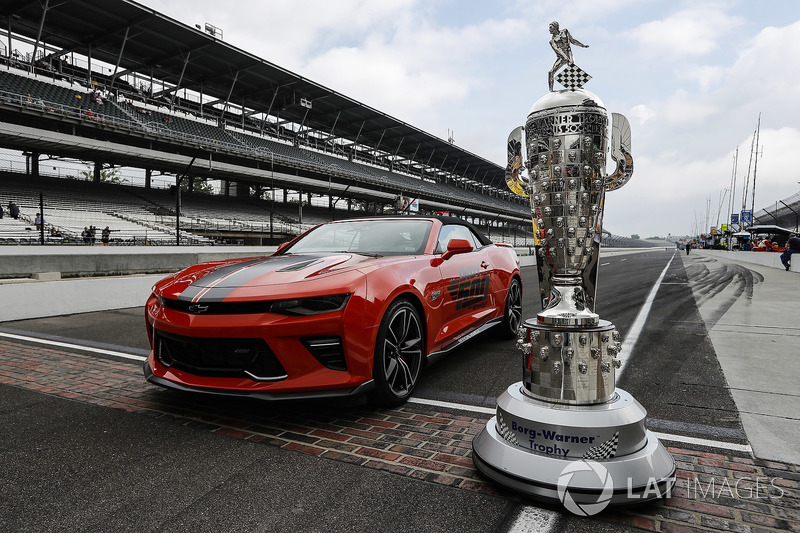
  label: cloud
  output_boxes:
[300,16,528,130]
[629,104,656,125]
[678,64,727,90]
[628,7,743,57]
[149,0,422,68]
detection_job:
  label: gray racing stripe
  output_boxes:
[177,255,317,303]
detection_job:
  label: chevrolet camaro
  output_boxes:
[143,216,522,406]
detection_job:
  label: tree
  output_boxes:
[631,234,640,240]
[80,164,127,184]
[180,176,215,194]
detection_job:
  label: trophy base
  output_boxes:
[472,384,675,507]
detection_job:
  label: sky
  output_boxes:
[138,0,800,239]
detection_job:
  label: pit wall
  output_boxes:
[1,247,661,322]
[698,249,799,273]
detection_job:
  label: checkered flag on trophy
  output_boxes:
[556,64,592,90]
[583,431,619,460]
[496,412,520,446]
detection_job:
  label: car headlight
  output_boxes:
[268,294,351,316]
[150,293,350,316]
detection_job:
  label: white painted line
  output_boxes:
[616,251,676,379]
[0,332,148,362]
[601,262,610,266]
[507,505,559,533]
[1,331,754,455]
[620,258,627,262]
[652,431,752,454]
[408,396,496,415]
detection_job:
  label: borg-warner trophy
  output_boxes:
[472,23,675,508]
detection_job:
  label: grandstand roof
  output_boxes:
[0,0,506,190]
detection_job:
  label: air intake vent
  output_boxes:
[156,329,287,381]
[301,336,346,371]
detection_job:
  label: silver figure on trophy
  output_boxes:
[474,23,673,508]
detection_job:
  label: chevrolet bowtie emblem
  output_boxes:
[188,304,209,314]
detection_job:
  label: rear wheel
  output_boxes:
[491,277,522,339]
[369,299,424,407]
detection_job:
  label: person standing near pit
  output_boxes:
[781,233,800,271]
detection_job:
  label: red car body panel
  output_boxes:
[144,217,521,400]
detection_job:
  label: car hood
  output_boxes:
[156,253,405,302]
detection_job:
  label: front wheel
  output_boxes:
[491,277,522,339]
[369,299,424,407]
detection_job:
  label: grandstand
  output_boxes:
[751,191,800,233]
[0,0,653,249]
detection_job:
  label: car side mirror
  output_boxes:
[442,238,473,260]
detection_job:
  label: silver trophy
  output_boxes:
[474,23,674,508]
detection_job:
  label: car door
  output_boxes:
[434,224,497,348]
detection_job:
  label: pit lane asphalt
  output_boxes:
[1,249,742,439]
[0,249,753,532]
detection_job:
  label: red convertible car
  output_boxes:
[144,216,521,406]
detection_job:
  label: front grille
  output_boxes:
[160,298,269,315]
[156,329,287,381]
[301,336,347,371]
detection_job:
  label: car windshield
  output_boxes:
[287,219,433,256]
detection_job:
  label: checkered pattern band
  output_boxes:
[556,65,592,90]
[582,431,619,460]
[496,412,520,446]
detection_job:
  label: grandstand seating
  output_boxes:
[0,67,526,219]
[0,173,210,244]
[0,67,567,247]
[0,171,539,246]
[752,191,800,232]
[0,214,39,244]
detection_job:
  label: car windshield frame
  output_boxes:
[284,219,434,256]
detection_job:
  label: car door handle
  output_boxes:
[480,261,489,269]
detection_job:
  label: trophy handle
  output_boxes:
[505,126,529,197]
[607,113,633,191]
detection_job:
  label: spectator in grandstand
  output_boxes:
[24,93,32,104]
[781,233,800,271]
[50,226,61,238]
[35,213,44,230]
[101,226,110,245]
[81,227,91,245]
[8,201,19,219]
[90,225,97,245]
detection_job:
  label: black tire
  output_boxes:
[491,277,522,339]
[369,298,424,407]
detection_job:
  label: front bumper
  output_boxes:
[143,358,375,401]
